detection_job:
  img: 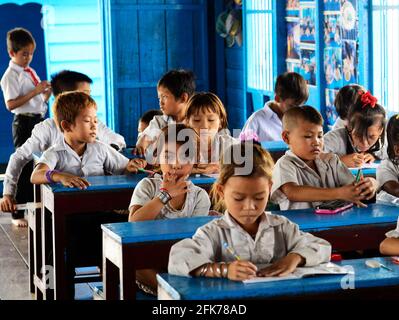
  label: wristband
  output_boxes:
[157,190,172,205]
[45,170,60,183]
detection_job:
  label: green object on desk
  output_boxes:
[355,169,363,183]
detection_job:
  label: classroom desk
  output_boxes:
[101,203,399,300]
[157,257,399,300]
[33,173,215,300]
[260,141,288,162]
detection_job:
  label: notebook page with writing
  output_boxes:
[243,262,353,284]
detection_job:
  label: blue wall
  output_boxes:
[102,0,210,145]
[0,3,46,164]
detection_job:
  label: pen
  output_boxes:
[355,168,363,183]
[138,168,156,175]
[223,242,241,260]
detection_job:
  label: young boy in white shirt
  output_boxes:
[241,72,309,142]
[135,69,196,157]
[271,106,378,210]
[0,28,51,226]
[0,70,126,226]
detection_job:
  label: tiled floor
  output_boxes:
[0,213,32,300]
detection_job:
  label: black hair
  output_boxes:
[157,69,196,99]
[347,96,386,147]
[139,109,163,125]
[51,70,93,97]
[283,105,324,129]
[7,28,35,53]
[334,84,364,120]
[275,72,309,104]
[387,115,399,163]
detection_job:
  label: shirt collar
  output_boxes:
[9,60,25,73]
[283,150,329,171]
[263,101,280,121]
[215,211,284,232]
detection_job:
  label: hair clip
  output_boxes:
[395,114,399,120]
[359,91,378,109]
[239,130,259,143]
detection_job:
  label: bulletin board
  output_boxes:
[285,0,360,129]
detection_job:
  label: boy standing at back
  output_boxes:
[0,28,51,226]
[242,72,309,142]
[0,70,126,226]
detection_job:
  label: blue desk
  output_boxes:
[157,257,399,300]
[261,141,288,162]
[101,203,398,300]
[36,173,215,300]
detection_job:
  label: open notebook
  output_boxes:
[243,262,354,284]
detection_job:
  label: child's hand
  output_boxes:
[257,253,304,277]
[227,260,258,281]
[126,158,147,173]
[132,146,145,157]
[35,81,51,95]
[363,153,375,163]
[337,183,366,207]
[56,172,91,189]
[355,177,377,200]
[161,172,189,198]
[0,195,17,213]
[341,153,364,167]
[193,163,219,174]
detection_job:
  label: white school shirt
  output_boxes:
[376,159,399,188]
[137,114,175,142]
[385,217,399,238]
[0,61,47,116]
[271,150,355,210]
[168,211,331,276]
[3,118,126,197]
[37,139,129,176]
[129,175,211,220]
[242,101,283,142]
[323,127,388,160]
[199,130,238,163]
[332,117,346,130]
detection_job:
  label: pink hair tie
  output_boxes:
[239,130,259,142]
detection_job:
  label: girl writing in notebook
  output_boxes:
[168,142,331,281]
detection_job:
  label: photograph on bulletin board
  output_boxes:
[300,6,316,44]
[324,14,342,47]
[300,48,316,86]
[287,61,301,74]
[324,47,343,89]
[325,89,340,128]
[341,0,357,40]
[342,40,357,84]
[324,0,341,12]
[287,20,301,60]
[286,0,300,17]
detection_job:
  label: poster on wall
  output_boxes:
[286,0,300,17]
[341,0,357,40]
[287,61,301,74]
[300,48,316,86]
[342,40,357,85]
[324,14,342,47]
[286,19,301,61]
[324,0,341,12]
[325,89,340,128]
[300,5,316,44]
[324,47,343,89]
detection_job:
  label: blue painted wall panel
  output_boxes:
[0,3,46,165]
[104,0,209,145]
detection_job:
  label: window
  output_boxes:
[244,0,275,95]
[372,0,399,113]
